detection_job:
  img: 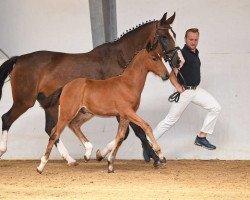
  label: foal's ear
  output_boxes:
[146,41,152,52]
[146,40,158,52]
[166,12,176,25]
[151,40,158,51]
[160,12,167,25]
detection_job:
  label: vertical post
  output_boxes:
[89,0,117,48]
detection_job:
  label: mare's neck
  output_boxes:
[115,22,156,63]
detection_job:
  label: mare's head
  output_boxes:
[144,41,169,81]
[154,12,184,69]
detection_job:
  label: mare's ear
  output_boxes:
[166,12,175,25]
[160,12,167,25]
[146,41,152,52]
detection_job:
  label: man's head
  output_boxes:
[184,28,199,52]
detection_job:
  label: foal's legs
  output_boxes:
[126,110,164,160]
[37,119,68,173]
[68,111,94,161]
[96,120,163,167]
[96,116,130,161]
[129,122,161,162]
[37,102,82,173]
[107,117,130,173]
[43,105,77,165]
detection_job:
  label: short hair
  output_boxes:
[185,28,199,38]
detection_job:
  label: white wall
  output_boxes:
[0,0,249,160]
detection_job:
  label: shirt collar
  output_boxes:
[184,44,199,55]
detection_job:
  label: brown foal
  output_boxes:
[37,41,170,173]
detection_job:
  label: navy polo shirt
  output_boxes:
[177,44,201,86]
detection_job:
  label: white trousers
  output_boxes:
[154,87,221,140]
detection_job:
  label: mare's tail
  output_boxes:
[37,88,63,108]
[0,56,19,100]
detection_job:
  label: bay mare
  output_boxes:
[0,13,181,166]
[37,41,169,173]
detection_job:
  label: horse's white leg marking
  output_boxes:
[84,141,93,160]
[0,131,8,157]
[99,140,115,158]
[37,155,48,173]
[57,140,77,165]
[146,134,164,160]
[107,150,114,173]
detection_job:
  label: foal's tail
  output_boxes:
[0,56,19,100]
[37,88,63,109]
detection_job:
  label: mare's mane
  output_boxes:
[107,20,157,44]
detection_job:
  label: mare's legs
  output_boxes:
[68,111,94,161]
[43,105,77,165]
[0,59,42,157]
[0,100,35,157]
[107,117,130,173]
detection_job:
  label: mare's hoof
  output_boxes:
[108,169,114,173]
[68,161,79,166]
[153,160,163,168]
[160,157,167,163]
[96,150,104,162]
[36,168,43,174]
[84,155,90,162]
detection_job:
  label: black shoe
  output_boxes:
[194,136,216,150]
[143,149,151,162]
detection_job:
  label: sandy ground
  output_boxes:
[0,160,249,200]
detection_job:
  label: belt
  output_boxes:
[184,85,197,90]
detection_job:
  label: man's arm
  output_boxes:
[169,68,184,93]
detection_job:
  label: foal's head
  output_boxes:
[144,41,169,81]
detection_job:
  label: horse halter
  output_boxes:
[155,25,186,103]
[155,25,181,69]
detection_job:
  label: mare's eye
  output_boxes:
[153,57,158,61]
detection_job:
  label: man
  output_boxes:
[143,28,221,161]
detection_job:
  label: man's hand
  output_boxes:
[176,85,185,93]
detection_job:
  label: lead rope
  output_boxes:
[168,69,187,103]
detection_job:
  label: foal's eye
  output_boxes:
[152,57,158,61]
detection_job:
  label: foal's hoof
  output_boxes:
[0,148,7,157]
[96,150,104,162]
[67,161,79,166]
[160,157,167,163]
[84,155,90,162]
[36,168,43,174]
[153,160,163,168]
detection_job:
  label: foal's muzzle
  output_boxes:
[161,72,169,81]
